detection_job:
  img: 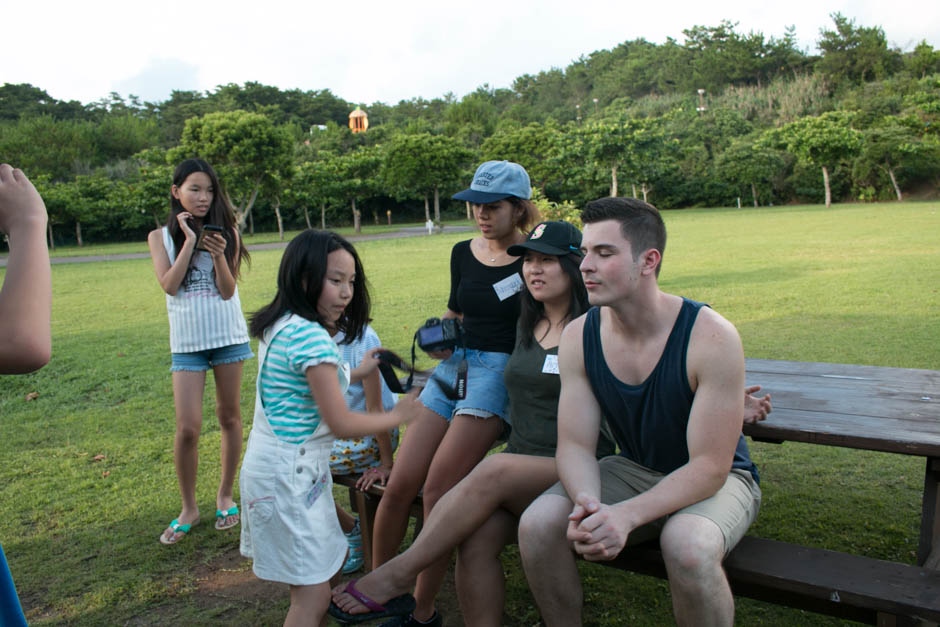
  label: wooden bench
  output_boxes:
[333,359,940,624]
[611,536,940,624]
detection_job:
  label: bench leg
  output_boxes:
[357,492,380,572]
[877,613,937,627]
[919,457,940,569]
[344,485,380,573]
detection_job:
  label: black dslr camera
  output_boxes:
[416,317,463,353]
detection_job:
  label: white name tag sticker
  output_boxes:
[304,474,328,509]
[493,273,524,301]
[542,354,560,374]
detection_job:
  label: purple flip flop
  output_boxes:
[327,579,416,624]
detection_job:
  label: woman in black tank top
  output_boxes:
[367,162,539,626]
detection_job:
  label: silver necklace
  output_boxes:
[482,242,500,262]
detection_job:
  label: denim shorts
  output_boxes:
[170,342,254,372]
[419,348,511,424]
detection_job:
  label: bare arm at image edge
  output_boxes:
[0,164,51,374]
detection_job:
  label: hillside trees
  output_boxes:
[583,117,675,201]
[383,133,473,223]
[683,21,804,89]
[334,148,383,233]
[480,122,563,193]
[132,153,174,228]
[4,16,940,248]
[766,111,862,207]
[289,154,342,230]
[854,119,940,200]
[817,13,902,85]
[0,114,158,181]
[0,83,89,121]
[718,138,786,206]
[905,41,940,79]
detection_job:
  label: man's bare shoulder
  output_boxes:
[561,311,589,343]
[688,305,744,378]
[694,305,741,343]
[559,312,589,371]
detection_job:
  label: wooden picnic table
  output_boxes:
[742,358,940,569]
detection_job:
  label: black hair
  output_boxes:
[166,158,249,279]
[518,252,589,349]
[581,197,667,277]
[249,230,371,342]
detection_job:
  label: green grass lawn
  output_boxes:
[1,201,938,625]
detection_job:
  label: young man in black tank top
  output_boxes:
[518,197,761,627]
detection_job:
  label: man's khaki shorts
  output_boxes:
[545,455,761,556]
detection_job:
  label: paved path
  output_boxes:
[0,226,473,267]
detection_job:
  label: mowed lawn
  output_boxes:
[1,201,937,625]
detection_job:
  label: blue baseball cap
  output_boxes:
[453,160,531,203]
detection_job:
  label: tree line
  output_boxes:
[1,13,938,247]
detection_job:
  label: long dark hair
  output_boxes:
[518,252,588,349]
[249,230,371,342]
[166,158,249,279]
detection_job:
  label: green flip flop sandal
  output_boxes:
[215,505,239,530]
[160,517,198,545]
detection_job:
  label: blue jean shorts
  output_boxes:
[419,348,511,424]
[170,342,254,372]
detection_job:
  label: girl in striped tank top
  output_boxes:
[147,159,252,545]
[239,230,418,625]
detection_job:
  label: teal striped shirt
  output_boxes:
[260,316,343,444]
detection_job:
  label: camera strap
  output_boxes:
[455,358,468,399]
[378,347,465,400]
[376,349,418,395]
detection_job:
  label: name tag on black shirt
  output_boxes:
[493,273,523,302]
[542,354,559,375]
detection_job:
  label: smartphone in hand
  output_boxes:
[197,224,224,250]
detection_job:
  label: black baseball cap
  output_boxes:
[507,221,583,258]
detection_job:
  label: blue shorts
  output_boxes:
[170,342,254,372]
[419,348,511,424]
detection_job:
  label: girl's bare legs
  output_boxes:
[164,370,206,542]
[212,360,243,525]
[410,413,504,622]
[286,582,331,627]
[371,406,448,566]
[456,508,517,627]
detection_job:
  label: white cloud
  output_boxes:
[112,58,200,103]
[4,0,938,106]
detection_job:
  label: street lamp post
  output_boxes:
[696,89,707,114]
[576,103,581,123]
[592,97,599,115]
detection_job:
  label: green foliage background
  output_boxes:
[1,14,938,249]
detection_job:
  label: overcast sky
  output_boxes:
[5,0,939,107]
